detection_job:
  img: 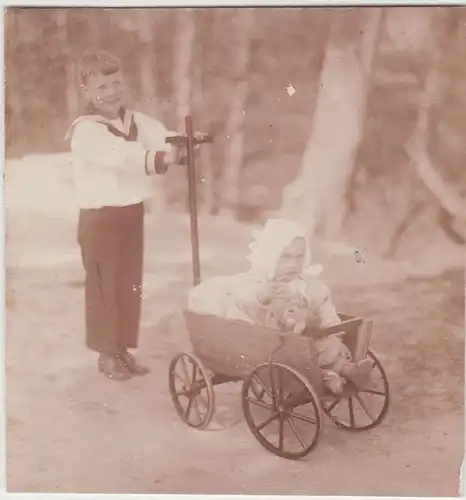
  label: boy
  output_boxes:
[66,48,182,381]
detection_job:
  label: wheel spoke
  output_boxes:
[278,414,285,452]
[191,380,208,392]
[245,396,274,411]
[252,384,266,401]
[325,397,342,413]
[269,368,278,408]
[348,398,355,427]
[174,371,187,386]
[287,417,308,450]
[179,357,191,386]
[360,388,386,396]
[250,377,266,400]
[185,395,194,420]
[197,390,209,409]
[257,411,280,431]
[252,374,274,400]
[285,390,312,409]
[191,395,203,423]
[355,393,376,421]
[277,367,284,405]
[191,363,198,386]
[289,410,317,425]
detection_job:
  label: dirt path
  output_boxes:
[5,227,464,495]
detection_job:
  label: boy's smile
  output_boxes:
[82,70,126,118]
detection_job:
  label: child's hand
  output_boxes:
[257,280,288,305]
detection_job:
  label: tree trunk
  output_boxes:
[406,112,466,219]
[204,9,232,215]
[191,16,213,213]
[163,8,196,211]
[405,13,466,221]
[280,8,383,238]
[173,8,195,132]
[137,9,156,101]
[86,9,100,46]
[221,8,255,213]
[55,9,79,122]
[4,10,24,157]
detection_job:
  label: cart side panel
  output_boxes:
[353,319,373,362]
[183,311,324,394]
[316,314,371,361]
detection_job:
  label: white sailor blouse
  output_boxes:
[65,107,175,209]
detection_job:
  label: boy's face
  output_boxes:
[274,237,306,281]
[82,70,126,118]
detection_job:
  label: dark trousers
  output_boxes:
[78,203,144,354]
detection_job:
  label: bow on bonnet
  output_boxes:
[246,218,323,279]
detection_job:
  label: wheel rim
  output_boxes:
[169,353,215,429]
[322,350,390,431]
[242,363,323,459]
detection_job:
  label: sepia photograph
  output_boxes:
[4,5,465,496]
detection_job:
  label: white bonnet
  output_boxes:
[246,218,323,279]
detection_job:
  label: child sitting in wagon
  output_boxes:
[188,218,374,395]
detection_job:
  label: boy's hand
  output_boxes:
[146,146,185,174]
[165,132,203,166]
[164,132,186,165]
[165,144,183,165]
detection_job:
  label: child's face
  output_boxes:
[82,70,126,118]
[274,237,306,281]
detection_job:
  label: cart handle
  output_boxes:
[268,336,285,365]
[165,133,213,166]
[267,336,286,410]
[165,132,213,146]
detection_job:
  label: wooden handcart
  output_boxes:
[166,117,390,460]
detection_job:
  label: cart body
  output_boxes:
[184,310,325,393]
[168,309,388,459]
[167,119,388,460]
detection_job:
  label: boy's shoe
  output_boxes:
[98,353,132,381]
[342,358,374,389]
[323,370,345,396]
[118,350,151,376]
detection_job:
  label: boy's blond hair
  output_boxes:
[77,48,122,87]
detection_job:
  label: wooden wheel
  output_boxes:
[168,352,215,430]
[241,362,323,460]
[322,350,390,431]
